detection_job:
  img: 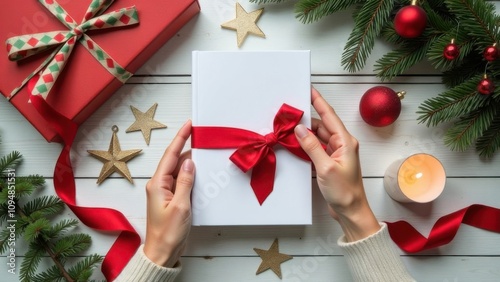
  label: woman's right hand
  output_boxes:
[294,87,380,242]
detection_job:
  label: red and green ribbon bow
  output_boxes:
[5,0,139,100]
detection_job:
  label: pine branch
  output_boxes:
[0,227,15,254]
[31,264,65,282]
[0,138,101,279]
[39,236,75,282]
[441,55,484,88]
[20,242,46,282]
[427,30,477,71]
[476,110,500,158]
[53,234,92,258]
[23,195,64,218]
[0,203,8,224]
[445,0,499,46]
[68,254,103,282]
[14,189,83,282]
[425,2,454,32]
[45,219,80,240]
[444,103,497,151]
[379,21,406,45]
[375,38,435,80]
[0,150,22,176]
[417,75,490,126]
[24,218,51,243]
[341,0,394,72]
[294,0,362,23]
[11,175,45,199]
[17,175,45,187]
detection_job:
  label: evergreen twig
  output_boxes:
[341,0,394,72]
[0,139,103,281]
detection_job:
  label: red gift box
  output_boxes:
[0,0,200,142]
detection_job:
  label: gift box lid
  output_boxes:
[0,0,200,142]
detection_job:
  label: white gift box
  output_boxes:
[191,51,311,226]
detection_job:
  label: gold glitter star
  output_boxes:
[254,238,293,279]
[88,126,142,184]
[126,103,167,145]
[221,2,265,47]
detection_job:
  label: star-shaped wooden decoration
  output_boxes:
[254,238,293,279]
[88,126,142,184]
[126,103,167,145]
[221,2,265,47]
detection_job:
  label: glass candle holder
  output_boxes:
[383,153,446,203]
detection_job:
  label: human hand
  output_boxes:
[143,120,194,267]
[294,88,380,242]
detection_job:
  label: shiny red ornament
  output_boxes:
[443,39,460,60]
[483,44,498,61]
[359,86,405,127]
[477,76,495,95]
[394,1,427,38]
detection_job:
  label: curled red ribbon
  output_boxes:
[386,204,500,253]
[29,77,140,281]
[192,103,311,205]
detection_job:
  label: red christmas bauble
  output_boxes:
[477,77,495,95]
[394,4,427,38]
[443,41,460,60]
[359,86,404,127]
[483,45,499,61]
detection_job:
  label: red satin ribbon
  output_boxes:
[386,204,500,253]
[28,77,140,281]
[192,103,311,205]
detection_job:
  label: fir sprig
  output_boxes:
[294,0,363,23]
[0,141,103,281]
[446,0,499,45]
[417,75,490,126]
[476,113,500,157]
[375,38,435,80]
[0,150,22,176]
[443,103,497,151]
[341,0,394,72]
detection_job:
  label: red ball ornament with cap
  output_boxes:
[394,0,427,38]
[477,75,495,95]
[483,44,498,62]
[443,39,460,60]
[359,86,406,127]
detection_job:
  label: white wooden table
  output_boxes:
[2,1,500,281]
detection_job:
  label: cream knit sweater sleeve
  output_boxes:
[116,223,415,281]
[338,222,416,282]
[114,245,181,282]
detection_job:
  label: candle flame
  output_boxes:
[403,169,423,185]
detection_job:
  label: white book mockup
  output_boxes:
[191,51,311,225]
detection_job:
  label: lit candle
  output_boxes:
[383,153,446,203]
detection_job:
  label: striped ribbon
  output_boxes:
[5,0,139,100]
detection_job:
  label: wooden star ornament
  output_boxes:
[126,103,167,145]
[254,238,293,279]
[221,2,265,47]
[88,126,142,184]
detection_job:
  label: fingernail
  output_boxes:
[182,119,191,128]
[295,124,309,139]
[183,159,194,172]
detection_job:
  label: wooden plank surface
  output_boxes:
[1,0,499,281]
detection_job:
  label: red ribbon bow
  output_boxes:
[192,103,311,205]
